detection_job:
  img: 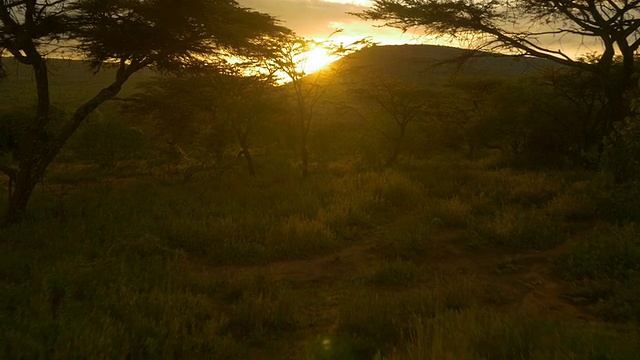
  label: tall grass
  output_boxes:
[3,153,640,358]
[383,310,640,360]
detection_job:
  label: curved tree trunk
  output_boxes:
[385,123,407,168]
[4,170,39,224]
[2,60,140,225]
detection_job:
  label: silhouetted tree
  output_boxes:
[125,69,278,177]
[265,32,370,177]
[359,0,640,135]
[211,70,279,177]
[539,63,610,163]
[355,76,432,167]
[0,0,287,223]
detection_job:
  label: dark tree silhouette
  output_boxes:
[358,0,640,132]
[264,32,370,177]
[0,0,287,224]
[357,76,431,167]
[125,69,278,177]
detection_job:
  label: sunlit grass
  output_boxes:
[3,152,640,358]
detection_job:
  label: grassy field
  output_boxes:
[1,153,639,359]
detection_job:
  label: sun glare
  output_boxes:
[298,46,337,74]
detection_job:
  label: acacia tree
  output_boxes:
[358,0,640,132]
[211,70,279,177]
[125,69,278,177]
[354,76,432,167]
[265,33,370,177]
[0,0,286,223]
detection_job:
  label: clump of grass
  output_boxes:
[594,182,640,222]
[333,275,481,358]
[267,215,338,260]
[362,259,420,287]
[478,208,566,249]
[557,223,640,322]
[543,180,596,221]
[219,272,300,344]
[0,228,240,359]
[427,195,474,228]
[371,172,426,210]
[375,219,435,261]
[382,309,640,360]
[558,223,640,281]
[507,172,562,206]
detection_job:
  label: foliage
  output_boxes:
[2,151,640,357]
[559,224,640,281]
[349,76,433,167]
[382,309,640,360]
[124,69,280,177]
[69,117,144,170]
[359,0,640,77]
[0,0,288,222]
[602,105,640,183]
[263,32,371,176]
[558,223,640,322]
[359,0,640,171]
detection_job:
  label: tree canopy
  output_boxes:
[358,0,640,165]
[0,0,289,223]
[359,0,640,71]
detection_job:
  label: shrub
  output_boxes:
[70,117,145,170]
[558,223,640,281]
[479,209,566,249]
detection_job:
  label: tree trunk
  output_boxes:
[2,53,50,225]
[301,146,309,178]
[386,140,402,168]
[300,123,309,178]
[3,166,40,224]
[236,131,256,177]
[385,124,407,168]
[240,146,256,177]
[2,60,140,225]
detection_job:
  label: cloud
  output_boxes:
[240,0,598,57]
[240,0,364,36]
[239,0,437,45]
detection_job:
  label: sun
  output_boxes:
[298,46,337,74]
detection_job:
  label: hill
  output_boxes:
[334,44,557,85]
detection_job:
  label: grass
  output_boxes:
[2,155,640,358]
[382,309,640,360]
[557,223,640,323]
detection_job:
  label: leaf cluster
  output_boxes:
[68,0,289,72]
[1,0,290,71]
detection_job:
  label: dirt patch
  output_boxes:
[198,226,592,324]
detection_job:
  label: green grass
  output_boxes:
[2,155,640,358]
[382,310,640,360]
[557,223,640,323]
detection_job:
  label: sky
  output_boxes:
[239,0,603,58]
[238,0,439,46]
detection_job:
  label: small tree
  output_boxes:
[210,70,280,177]
[0,0,287,223]
[264,32,370,177]
[69,117,145,171]
[353,76,432,167]
[125,69,278,177]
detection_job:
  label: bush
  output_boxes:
[558,223,640,281]
[70,117,144,170]
[478,209,566,249]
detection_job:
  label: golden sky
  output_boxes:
[239,0,435,45]
[239,0,603,58]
